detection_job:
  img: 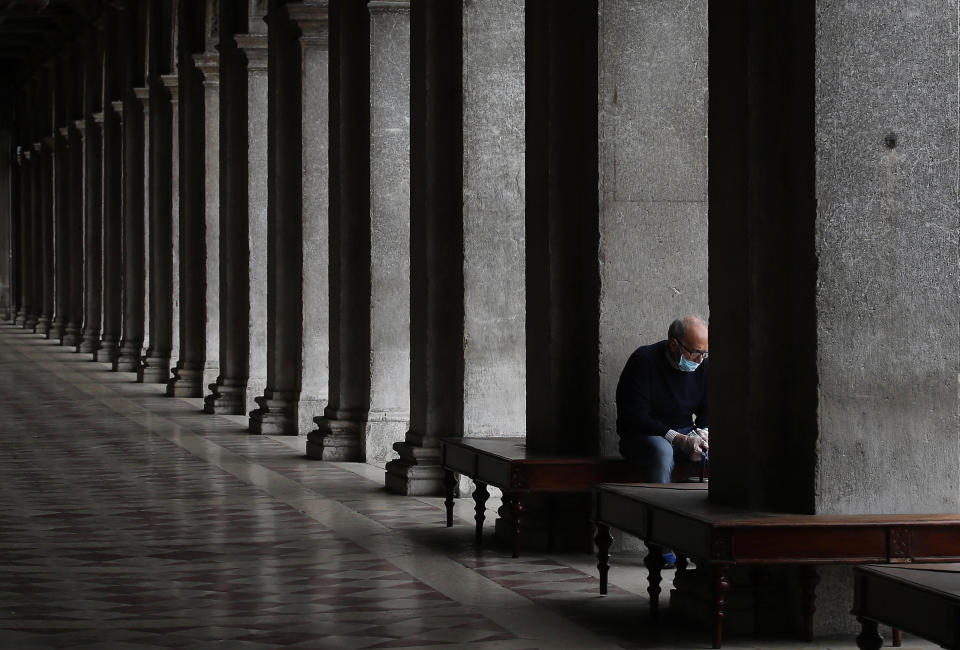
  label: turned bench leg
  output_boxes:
[712,563,731,649]
[443,470,456,527]
[596,523,613,595]
[473,481,489,547]
[643,542,665,621]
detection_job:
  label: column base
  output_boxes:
[49,318,66,340]
[24,314,38,330]
[306,415,364,461]
[248,390,300,435]
[113,340,143,372]
[138,353,171,383]
[204,377,248,415]
[61,324,82,347]
[14,309,26,325]
[77,330,101,354]
[94,335,120,362]
[35,315,51,335]
[363,413,410,466]
[668,565,761,636]
[166,364,205,397]
[384,439,444,495]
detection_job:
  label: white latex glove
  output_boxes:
[674,432,706,461]
[693,427,709,451]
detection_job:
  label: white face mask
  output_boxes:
[678,355,700,372]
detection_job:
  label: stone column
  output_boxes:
[140,78,175,383]
[79,113,104,354]
[703,1,960,635]
[307,0,370,460]
[205,26,253,414]
[97,102,123,363]
[50,127,69,341]
[114,89,147,372]
[25,142,42,331]
[238,31,268,415]
[250,2,329,435]
[161,74,181,370]
[385,0,525,494]
[35,137,55,337]
[318,0,410,464]
[167,52,220,396]
[206,27,268,414]
[0,131,11,321]
[62,122,85,347]
[15,149,31,327]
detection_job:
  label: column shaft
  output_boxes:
[307,0,371,460]
[98,103,123,363]
[15,152,31,326]
[50,129,69,340]
[36,138,55,337]
[250,2,330,435]
[79,115,104,353]
[63,123,85,347]
[115,90,147,372]
[140,79,176,383]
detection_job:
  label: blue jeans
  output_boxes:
[631,425,696,483]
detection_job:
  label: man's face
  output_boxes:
[670,322,709,364]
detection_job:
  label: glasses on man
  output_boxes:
[676,339,708,361]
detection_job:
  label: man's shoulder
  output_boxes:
[631,340,667,360]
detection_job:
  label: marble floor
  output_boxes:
[0,324,933,649]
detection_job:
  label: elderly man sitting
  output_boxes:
[615,315,709,483]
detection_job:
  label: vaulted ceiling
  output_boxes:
[0,0,106,84]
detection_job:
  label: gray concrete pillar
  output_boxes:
[161,74,181,369]
[385,0,525,494]
[704,1,960,635]
[114,87,147,372]
[307,0,371,461]
[250,1,329,435]
[0,131,10,321]
[596,0,708,455]
[237,30,268,415]
[35,137,55,337]
[25,142,43,331]
[524,0,598,456]
[139,77,175,383]
[356,0,412,464]
[167,49,220,397]
[62,122,85,348]
[79,114,103,354]
[205,11,265,415]
[97,102,123,363]
[14,149,31,327]
[50,128,69,341]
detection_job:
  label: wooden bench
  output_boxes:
[852,563,960,650]
[592,482,960,648]
[440,436,704,558]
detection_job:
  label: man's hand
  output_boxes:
[673,432,706,460]
[694,427,708,446]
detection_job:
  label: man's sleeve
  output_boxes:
[616,354,672,438]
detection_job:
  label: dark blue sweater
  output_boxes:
[616,340,708,459]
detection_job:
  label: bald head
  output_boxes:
[667,316,708,367]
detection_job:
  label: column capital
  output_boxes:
[32,141,42,153]
[234,33,268,71]
[92,111,105,125]
[57,126,69,139]
[110,100,124,120]
[368,0,410,14]
[286,3,329,47]
[21,150,32,162]
[73,119,86,133]
[193,52,220,86]
[159,74,179,103]
[133,86,150,105]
